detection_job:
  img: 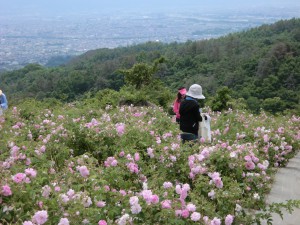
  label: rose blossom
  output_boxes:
[190,212,201,221]
[58,218,70,225]
[131,203,142,214]
[116,123,125,135]
[12,173,26,183]
[79,166,90,178]
[25,168,37,178]
[32,210,48,225]
[163,182,173,189]
[23,221,34,225]
[211,217,221,225]
[225,214,234,225]
[2,185,12,196]
[181,209,189,218]
[245,161,255,170]
[161,200,172,209]
[98,220,107,225]
[96,201,106,208]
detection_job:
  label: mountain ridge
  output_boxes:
[0,18,299,114]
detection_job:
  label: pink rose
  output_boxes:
[79,166,90,178]
[12,173,26,183]
[2,185,12,196]
[32,210,48,225]
[98,220,107,225]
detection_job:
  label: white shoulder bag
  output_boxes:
[199,114,211,143]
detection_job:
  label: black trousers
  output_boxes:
[180,133,198,144]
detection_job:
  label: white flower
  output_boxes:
[129,196,139,206]
[263,160,269,168]
[142,182,148,190]
[82,196,92,207]
[235,204,242,212]
[253,193,260,200]
[229,152,237,158]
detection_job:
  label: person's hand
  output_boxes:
[202,113,208,120]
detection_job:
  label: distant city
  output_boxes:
[0,6,299,71]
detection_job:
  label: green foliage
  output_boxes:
[210,86,232,112]
[120,63,154,89]
[119,86,149,106]
[95,88,121,108]
[246,96,262,114]
[1,19,300,114]
[17,98,44,120]
[119,57,165,89]
[262,97,286,114]
[41,98,63,108]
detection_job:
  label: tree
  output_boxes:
[119,57,165,89]
[262,97,285,114]
[211,86,232,112]
[246,96,261,114]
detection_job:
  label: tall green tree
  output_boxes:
[119,57,165,89]
[211,86,232,112]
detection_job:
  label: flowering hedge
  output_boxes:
[0,101,299,225]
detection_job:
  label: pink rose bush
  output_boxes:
[0,104,299,224]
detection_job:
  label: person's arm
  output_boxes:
[194,104,202,122]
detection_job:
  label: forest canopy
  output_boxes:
[0,18,299,114]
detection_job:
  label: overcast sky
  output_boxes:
[1,0,300,15]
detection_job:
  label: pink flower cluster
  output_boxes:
[78,166,90,178]
[115,123,125,136]
[163,181,173,189]
[85,118,100,128]
[209,172,223,189]
[12,173,28,184]
[1,185,12,196]
[147,147,155,158]
[161,200,172,209]
[127,162,139,174]
[25,168,37,178]
[141,190,159,205]
[175,183,190,204]
[32,210,48,225]
[96,201,106,208]
[58,218,70,225]
[244,155,256,170]
[188,149,211,179]
[98,220,107,225]
[129,196,142,214]
[104,157,118,167]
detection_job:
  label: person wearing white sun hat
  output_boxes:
[186,84,205,100]
[179,84,205,143]
[0,90,8,115]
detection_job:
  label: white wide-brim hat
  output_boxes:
[186,84,205,99]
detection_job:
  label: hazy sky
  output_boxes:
[1,0,300,15]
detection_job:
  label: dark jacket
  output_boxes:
[179,98,202,135]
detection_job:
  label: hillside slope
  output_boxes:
[0,18,299,113]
